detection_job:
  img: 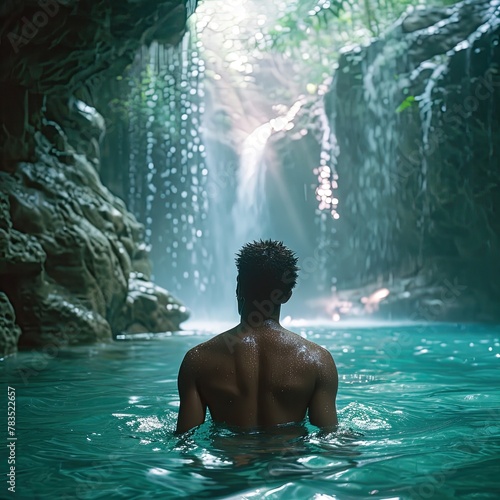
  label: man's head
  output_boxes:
[235,240,299,307]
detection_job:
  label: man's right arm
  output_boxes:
[308,348,338,431]
[175,349,206,434]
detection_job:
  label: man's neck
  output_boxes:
[239,301,281,327]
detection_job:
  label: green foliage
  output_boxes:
[265,0,345,51]
[268,0,459,43]
[266,0,345,51]
[396,95,416,113]
[259,0,460,86]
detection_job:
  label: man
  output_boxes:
[175,239,338,434]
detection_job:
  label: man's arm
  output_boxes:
[308,348,338,431]
[175,349,206,434]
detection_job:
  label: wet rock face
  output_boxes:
[0,0,189,93]
[119,274,190,334]
[0,1,194,352]
[0,293,22,357]
[326,0,500,321]
[1,103,188,349]
[0,0,192,164]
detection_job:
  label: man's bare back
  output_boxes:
[175,319,338,433]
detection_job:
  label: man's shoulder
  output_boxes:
[297,335,335,366]
[181,338,219,376]
[279,328,333,360]
[185,328,235,357]
[184,339,214,359]
[315,343,335,360]
[285,329,329,352]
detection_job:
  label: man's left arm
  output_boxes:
[175,349,206,434]
[308,348,338,432]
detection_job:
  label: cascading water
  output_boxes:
[315,89,340,299]
[231,122,273,244]
[126,24,213,312]
[231,98,306,243]
[417,61,447,261]
[199,100,306,318]
[200,121,275,320]
[121,1,354,320]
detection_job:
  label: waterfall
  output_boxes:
[231,122,273,244]
[205,121,274,321]
[125,23,212,311]
[315,93,339,295]
[201,99,305,318]
[417,62,447,262]
[120,0,500,322]
[231,99,305,246]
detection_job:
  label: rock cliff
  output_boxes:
[324,0,500,321]
[0,0,195,355]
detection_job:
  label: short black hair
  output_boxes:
[235,239,299,300]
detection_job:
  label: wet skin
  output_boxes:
[175,318,338,434]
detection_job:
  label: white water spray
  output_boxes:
[231,99,304,245]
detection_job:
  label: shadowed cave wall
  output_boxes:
[0,0,196,355]
[325,0,500,321]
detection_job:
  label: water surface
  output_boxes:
[2,323,500,499]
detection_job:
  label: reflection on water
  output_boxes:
[168,418,363,499]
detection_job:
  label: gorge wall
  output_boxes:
[325,0,500,321]
[0,0,195,355]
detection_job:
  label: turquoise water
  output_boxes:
[2,323,500,499]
